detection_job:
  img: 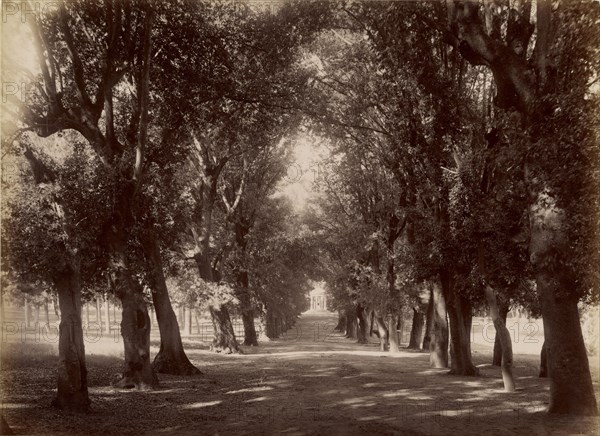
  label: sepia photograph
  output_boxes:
[0,0,599,434]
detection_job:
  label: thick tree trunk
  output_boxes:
[493,301,510,366]
[209,304,240,353]
[430,278,449,368]
[1,415,13,435]
[257,310,271,342]
[447,288,479,376]
[237,273,258,346]
[388,314,400,353]
[530,194,597,414]
[141,233,200,376]
[485,286,515,392]
[345,307,357,339]
[539,340,548,378]
[334,311,346,332]
[106,227,157,389]
[233,219,258,346]
[374,315,389,351]
[194,248,240,352]
[51,266,90,411]
[408,308,425,350]
[241,309,258,346]
[422,289,434,351]
[356,304,369,344]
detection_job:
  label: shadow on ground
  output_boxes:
[1,312,598,435]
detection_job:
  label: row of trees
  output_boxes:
[1,0,598,418]
[2,0,325,411]
[300,0,599,416]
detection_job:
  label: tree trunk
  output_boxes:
[447,289,479,376]
[408,308,425,350]
[95,299,101,329]
[1,415,13,435]
[430,278,449,368]
[388,314,400,353]
[209,304,240,353]
[258,308,274,341]
[193,248,240,352]
[356,304,369,344]
[334,311,346,332]
[51,266,90,411]
[241,309,258,346]
[374,315,389,351]
[237,272,258,346]
[106,225,157,389]
[492,301,510,366]
[485,286,515,392]
[44,302,50,329]
[24,300,30,329]
[35,304,40,329]
[104,296,111,334]
[539,340,548,378]
[422,289,434,351]
[141,232,200,376]
[530,194,597,414]
[186,305,193,336]
[345,307,357,339]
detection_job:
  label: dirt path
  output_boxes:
[1,311,598,435]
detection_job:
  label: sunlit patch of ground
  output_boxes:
[1,311,598,435]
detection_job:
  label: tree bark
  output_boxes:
[241,309,258,346]
[430,277,449,368]
[105,223,157,389]
[24,300,30,329]
[539,340,548,378]
[374,315,389,351]
[334,311,346,332]
[388,314,400,353]
[530,194,597,414]
[485,286,515,392]
[447,289,479,376]
[186,305,193,336]
[408,308,425,350]
[1,415,13,435]
[208,305,240,353]
[345,306,357,339]
[104,296,111,334]
[44,302,50,329]
[356,304,369,344]
[95,299,101,329]
[422,289,434,351]
[141,232,200,375]
[492,301,510,366]
[35,304,40,328]
[51,265,90,411]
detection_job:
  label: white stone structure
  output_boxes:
[309,286,328,311]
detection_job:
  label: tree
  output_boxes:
[443,0,599,414]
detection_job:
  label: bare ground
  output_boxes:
[1,311,599,435]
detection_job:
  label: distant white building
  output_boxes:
[309,286,328,311]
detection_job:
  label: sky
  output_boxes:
[274,131,328,212]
